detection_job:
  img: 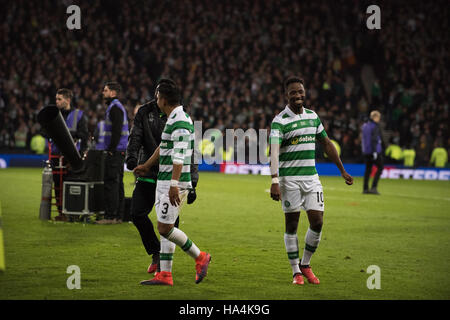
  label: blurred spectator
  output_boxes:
[402,144,416,167]
[0,0,447,164]
[0,129,13,150]
[385,138,403,164]
[14,121,28,149]
[30,132,46,154]
[415,134,432,167]
[429,141,448,168]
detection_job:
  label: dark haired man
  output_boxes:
[50,88,88,221]
[269,77,353,285]
[126,79,198,274]
[134,79,210,286]
[96,82,129,224]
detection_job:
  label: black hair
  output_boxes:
[56,88,73,100]
[156,78,180,106]
[284,76,304,92]
[105,82,122,96]
[157,78,177,87]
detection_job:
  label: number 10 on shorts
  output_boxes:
[316,192,324,203]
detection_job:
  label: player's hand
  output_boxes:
[270,183,281,201]
[187,188,197,204]
[169,186,181,206]
[342,171,353,185]
[126,158,138,171]
[133,164,149,177]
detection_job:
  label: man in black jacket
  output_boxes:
[126,79,199,273]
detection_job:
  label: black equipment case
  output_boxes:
[62,181,105,215]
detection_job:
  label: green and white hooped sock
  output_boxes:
[284,233,301,275]
[301,228,322,266]
[160,236,176,272]
[166,227,201,259]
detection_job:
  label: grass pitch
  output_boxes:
[0,168,449,300]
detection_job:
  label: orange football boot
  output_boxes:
[293,273,304,285]
[140,271,173,286]
[300,265,320,284]
[195,252,211,284]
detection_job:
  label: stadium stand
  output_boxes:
[0,0,448,165]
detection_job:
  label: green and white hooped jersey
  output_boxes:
[158,105,194,190]
[270,106,327,184]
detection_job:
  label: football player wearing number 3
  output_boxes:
[134,79,211,286]
[269,77,353,285]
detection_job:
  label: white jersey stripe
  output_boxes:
[280,143,316,153]
[279,159,316,167]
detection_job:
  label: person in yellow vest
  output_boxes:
[221,146,234,162]
[430,141,448,168]
[14,121,28,149]
[385,138,403,164]
[402,143,416,167]
[200,139,215,157]
[30,133,46,154]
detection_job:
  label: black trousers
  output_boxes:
[363,154,384,190]
[131,180,179,256]
[104,152,125,220]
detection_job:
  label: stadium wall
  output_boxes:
[218,163,450,181]
[0,154,449,180]
[0,154,48,168]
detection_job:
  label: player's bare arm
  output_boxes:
[169,162,182,206]
[318,136,353,185]
[270,141,281,201]
[133,146,160,176]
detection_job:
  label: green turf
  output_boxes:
[0,168,449,300]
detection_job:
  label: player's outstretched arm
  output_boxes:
[319,137,353,185]
[270,141,281,201]
[133,146,160,176]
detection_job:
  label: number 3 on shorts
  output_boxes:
[316,192,324,203]
[161,202,169,214]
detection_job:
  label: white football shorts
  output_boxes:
[280,179,325,213]
[155,187,189,224]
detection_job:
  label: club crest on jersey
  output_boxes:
[284,200,291,207]
[309,120,314,126]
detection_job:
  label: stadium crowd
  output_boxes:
[0,0,448,166]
